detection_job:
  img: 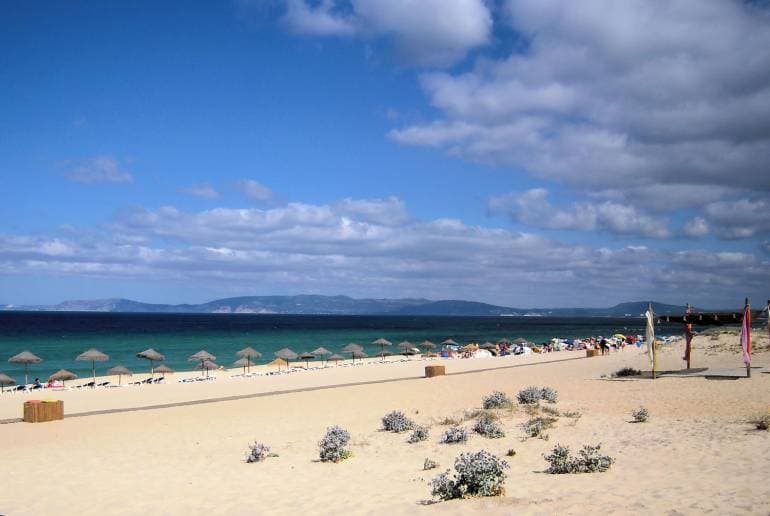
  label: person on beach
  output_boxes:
[599,337,610,355]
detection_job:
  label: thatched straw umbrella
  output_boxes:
[420,340,436,350]
[189,350,216,376]
[497,337,512,345]
[328,353,344,366]
[8,351,43,385]
[0,372,15,392]
[267,357,288,371]
[397,341,416,358]
[298,351,315,369]
[513,337,529,345]
[48,369,77,387]
[154,364,174,378]
[107,365,132,386]
[371,338,392,359]
[481,341,497,350]
[352,350,368,361]
[441,339,459,347]
[233,357,250,374]
[236,347,262,373]
[312,347,332,366]
[76,348,109,386]
[274,348,298,369]
[197,359,218,377]
[136,348,165,377]
[341,343,363,363]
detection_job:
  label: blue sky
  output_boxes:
[1,0,769,308]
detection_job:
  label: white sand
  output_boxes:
[1,333,768,515]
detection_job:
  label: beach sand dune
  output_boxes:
[1,333,768,515]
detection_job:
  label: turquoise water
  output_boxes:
[0,312,678,383]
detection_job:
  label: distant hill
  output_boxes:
[1,296,694,317]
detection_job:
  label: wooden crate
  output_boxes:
[23,400,64,423]
[586,349,600,358]
[425,365,446,378]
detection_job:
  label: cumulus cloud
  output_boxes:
[391,0,770,191]
[488,188,669,238]
[181,183,220,199]
[274,0,492,66]
[65,156,133,184]
[702,198,770,239]
[1,195,767,305]
[682,217,709,238]
[238,179,274,203]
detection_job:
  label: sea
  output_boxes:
[0,312,681,383]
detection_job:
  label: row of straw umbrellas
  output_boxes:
[1,337,527,391]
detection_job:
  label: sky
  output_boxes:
[1,0,769,308]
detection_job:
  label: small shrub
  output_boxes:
[506,449,516,457]
[562,410,582,419]
[544,443,614,474]
[517,386,542,405]
[424,457,439,470]
[615,367,642,377]
[483,391,513,409]
[319,425,352,463]
[524,403,540,416]
[522,416,556,439]
[408,425,429,443]
[463,408,499,421]
[540,387,558,404]
[749,414,770,430]
[541,405,560,417]
[438,415,462,426]
[631,406,649,423]
[473,415,505,439]
[440,426,469,444]
[382,410,415,433]
[430,450,509,500]
[245,442,272,463]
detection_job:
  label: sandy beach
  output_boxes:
[1,332,769,515]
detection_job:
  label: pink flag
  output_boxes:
[741,304,751,366]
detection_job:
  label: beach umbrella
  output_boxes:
[441,339,459,347]
[274,348,298,369]
[497,337,512,345]
[76,348,109,387]
[0,372,15,392]
[189,350,216,375]
[107,365,132,386]
[197,359,218,377]
[513,338,529,345]
[397,341,415,357]
[48,369,77,387]
[341,343,363,363]
[154,364,174,378]
[312,346,332,366]
[233,358,251,374]
[613,333,626,340]
[328,353,344,366]
[298,351,315,369]
[136,348,165,377]
[481,341,497,350]
[267,358,289,371]
[352,350,368,361]
[8,350,43,385]
[371,338,393,359]
[236,347,262,373]
[420,340,436,350]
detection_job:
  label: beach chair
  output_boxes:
[97,381,110,387]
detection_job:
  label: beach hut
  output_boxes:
[197,359,218,377]
[189,350,216,375]
[341,343,363,363]
[274,348,298,369]
[154,364,174,378]
[8,351,43,385]
[267,357,289,372]
[106,365,132,386]
[136,349,165,377]
[76,348,110,387]
[371,338,392,359]
[328,353,344,366]
[48,369,77,387]
[311,347,332,366]
[236,347,262,373]
[0,372,15,392]
[298,351,315,369]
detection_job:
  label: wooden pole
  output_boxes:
[650,302,657,380]
[685,303,692,369]
[745,298,751,378]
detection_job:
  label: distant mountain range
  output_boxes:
[0,295,694,317]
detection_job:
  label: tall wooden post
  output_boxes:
[649,302,657,380]
[745,298,751,378]
[685,303,692,369]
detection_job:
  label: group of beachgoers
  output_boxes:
[2,332,657,393]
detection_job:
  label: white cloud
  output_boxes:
[682,217,709,238]
[702,198,770,239]
[181,183,220,199]
[238,179,274,203]
[391,1,770,191]
[488,188,669,238]
[65,156,133,184]
[275,0,492,66]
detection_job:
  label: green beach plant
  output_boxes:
[381,410,415,433]
[440,426,469,444]
[482,391,513,409]
[423,457,439,470]
[245,442,272,463]
[319,425,352,463]
[631,406,649,423]
[430,450,509,500]
[473,414,505,439]
[522,416,557,439]
[544,443,614,474]
[408,425,429,443]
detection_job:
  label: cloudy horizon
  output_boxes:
[1,0,769,308]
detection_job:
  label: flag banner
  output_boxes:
[741,304,751,366]
[645,308,655,366]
